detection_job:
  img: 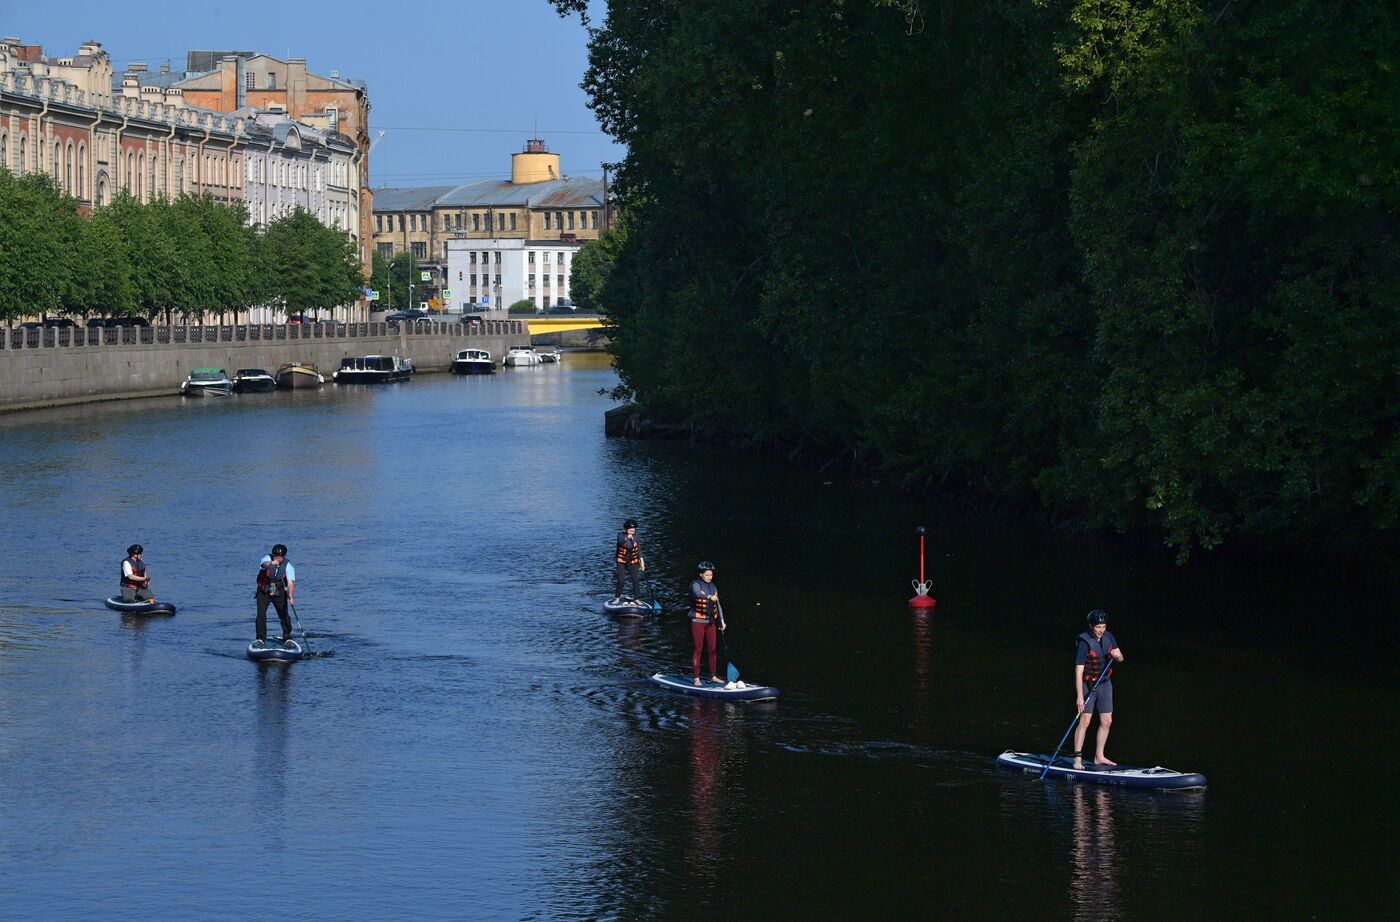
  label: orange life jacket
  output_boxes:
[616,535,640,565]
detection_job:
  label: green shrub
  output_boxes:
[508,300,538,314]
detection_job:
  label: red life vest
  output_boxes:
[1079,630,1116,686]
[257,559,289,597]
[121,555,146,588]
[616,534,640,565]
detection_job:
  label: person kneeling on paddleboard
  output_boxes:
[255,544,296,644]
[1073,609,1125,769]
[610,518,645,605]
[120,544,154,603]
[689,562,724,686]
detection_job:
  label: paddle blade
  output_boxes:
[727,661,740,683]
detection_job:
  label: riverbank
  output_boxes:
[0,321,527,411]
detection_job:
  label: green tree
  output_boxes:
[0,170,77,321]
[369,250,420,312]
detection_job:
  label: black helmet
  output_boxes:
[127,544,143,556]
[623,518,638,529]
[1087,609,1109,625]
[697,561,715,573]
[271,543,288,557]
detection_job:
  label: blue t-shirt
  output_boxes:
[1075,630,1119,685]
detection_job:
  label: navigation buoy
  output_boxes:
[909,526,937,611]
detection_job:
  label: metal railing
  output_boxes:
[1,320,528,350]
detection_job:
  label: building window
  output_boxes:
[591,210,598,229]
[543,251,550,264]
[555,211,563,229]
[528,274,535,288]
[410,214,416,231]
[470,274,476,286]
[19,136,26,173]
[375,215,382,233]
[494,274,501,286]
[557,252,564,263]
[398,215,404,231]
[1,134,8,172]
[412,242,426,259]
[268,72,277,90]
[544,296,551,308]
[377,243,393,258]
[557,274,564,288]
[509,213,517,230]
[497,213,504,231]
[544,212,551,230]
[494,252,501,264]
[472,214,480,231]
[528,251,535,264]
[544,274,551,287]
[567,212,574,230]
[469,252,476,264]
[246,72,254,89]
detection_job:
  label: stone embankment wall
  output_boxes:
[0,321,534,410]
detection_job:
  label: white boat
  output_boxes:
[536,348,562,364]
[181,368,232,397]
[452,349,495,375]
[504,346,541,367]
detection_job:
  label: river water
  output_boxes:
[0,355,1394,920]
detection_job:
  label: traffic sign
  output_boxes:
[420,271,431,281]
[365,289,380,301]
[442,289,452,298]
[482,295,490,305]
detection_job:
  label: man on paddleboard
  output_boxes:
[255,544,296,644]
[1073,609,1124,769]
[120,544,154,603]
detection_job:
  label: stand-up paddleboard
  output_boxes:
[604,598,654,617]
[649,672,779,701]
[995,750,1206,790]
[105,597,177,616]
[246,639,304,663]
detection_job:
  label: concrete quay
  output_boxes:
[0,321,532,411]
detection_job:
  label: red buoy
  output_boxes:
[909,526,937,610]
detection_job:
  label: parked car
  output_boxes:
[19,318,78,329]
[543,305,576,315]
[86,316,150,328]
[460,314,485,325]
[384,310,432,322]
[286,314,313,325]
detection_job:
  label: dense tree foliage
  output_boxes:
[552,0,1400,557]
[368,250,422,313]
[0,170,363,323]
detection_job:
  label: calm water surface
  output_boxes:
[0,356,1395,919]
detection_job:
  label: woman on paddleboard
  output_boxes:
[689,562,724,686]
[1073,609,1125,769]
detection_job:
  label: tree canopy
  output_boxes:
[549,0,1400,559]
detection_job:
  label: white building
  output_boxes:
[445,237,579,312]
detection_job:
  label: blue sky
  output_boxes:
[5,0,623,189]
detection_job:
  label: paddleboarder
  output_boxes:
[1073,609,1124,769]
[119,544,154,603]
[255,544,296,644]
[610,518,646,605]
[689,562,724,686]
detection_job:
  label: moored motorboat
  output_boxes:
[232,368,276,393]
[649,672,779,701]
[994,751,1207,790]
[504,346,541,367]
[275,362,324,389]
[333,354,412,384]
[181,368,232,397]
[537,347,562,364]
[246,638,304,662]
[452,348,495,374]
[104,596,177,616]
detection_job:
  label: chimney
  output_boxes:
[160,62,170,74]
[129,62,147,73]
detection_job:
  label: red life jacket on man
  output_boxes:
[616,533,641,565]
[1077,630,1118,686]
[121,555,146,588]
[257,559,289,597]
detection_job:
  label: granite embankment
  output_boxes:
[0,321,531,410]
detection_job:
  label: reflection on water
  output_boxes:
[0,361,1394,918]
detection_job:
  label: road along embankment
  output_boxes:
[0,321,532,411]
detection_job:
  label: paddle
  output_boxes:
[287,601,316,656]
[717,601,739,683]
[645,569,662,613]
[1038,656,1117,781]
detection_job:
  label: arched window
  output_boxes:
[176,158,183,193]
[126,151,134,192]
[65,141,74,195]
[137,151,145,199]
[52,140,61,180]
[97,175,107,207]
[0,133,7,172]
[77,143,85,198]
[18,135,26,173]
